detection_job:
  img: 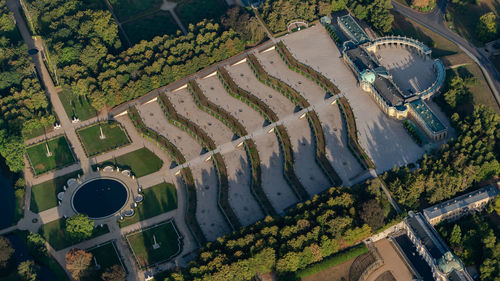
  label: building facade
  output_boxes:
[423,184,499,225]
[335,14,448,141]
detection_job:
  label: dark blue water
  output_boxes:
[73,178,128,219]
[0,156,15,229]
[5,234,57,281]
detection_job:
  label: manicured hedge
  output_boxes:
[180,167,207,245]
[188,80,276,216]
[157,93,241,231]
[275,42,340,95]
[306,111,343,186]
[157,94,216,151]
[274,125,309,201]
[218,66,309,200]
[247,53,342,186]
[217,68,279,123]
[128,107,205,244]
[403,120,423,146]
[338,98,375,169]
[128,107,186,164]
[244,139,277,216]
[293,243,368,279]
[247,54,310,109]
[324,23,342,46]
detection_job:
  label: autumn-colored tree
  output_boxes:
[17,260,39,281]
[0,236,14,275]
[65,248,92,281]
[101,265,126,281]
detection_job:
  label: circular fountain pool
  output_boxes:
[72,178,128,219]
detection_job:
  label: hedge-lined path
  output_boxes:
[282,25,425,173]
[227,61,295,119]
[167,88,235,146]
[196,74,265,133]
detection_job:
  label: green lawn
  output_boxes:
[58,87,97,121]
[448,66,500,114]
[88,241,125,276]
[126,220,181,268]
[77,122,131,156]
[445,0,499,46]
[123,11,180,44]
[30,170,82,213]
[491,55,500,74]
[391,11,460,57]
[119,182,178,227]
[98,147,163,178]
[40,219,109,251]
[176,0,227,26]
[109,0,163,22]
[26,136,76,175]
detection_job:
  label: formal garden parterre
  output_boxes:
[125,220,182,269]
[76,121,131,156]
[26,136,76,175]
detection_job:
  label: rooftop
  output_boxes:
[406,212,447,260]
[373,76,403,107]
[409,99,446,133]
[338,15,370,44]
[346,46,378,72]
[423,184,499,220]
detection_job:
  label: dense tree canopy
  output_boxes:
[348,0,394,33]
[0,0,54,172]
[101,264,126,281]
[221,7,266,46]
[383,71,500,210]
[161,181,397,280]
[260,0,331,33]
[437,213,500,281]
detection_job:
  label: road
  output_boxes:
[392,0,500,108]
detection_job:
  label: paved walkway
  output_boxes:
[392,0,500,107]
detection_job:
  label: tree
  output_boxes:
[0,236,14,274]
[477,12,498,42]
[26,233,47,258]
[450,224,462,246]
[359,199,385,230]
[17,260,39,281]
[65,248,92,281]
[331,0,347,12]
[65,214,94,241]
[101,265,126,281]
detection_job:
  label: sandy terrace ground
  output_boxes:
[366,239,413,281]
[256,49,327,104]
[253,131,298,214]
[315,105,364,185]
[166,88,235,146]
[285,117,331,195]
[226,62,296,119]
[137,101,203,161]
[196,75,266,133]
[221,148,265,226]
[281,26,425,173]
[374,45,436,93]
[191,160,231,241]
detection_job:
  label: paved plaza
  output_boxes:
[281,26,426,173]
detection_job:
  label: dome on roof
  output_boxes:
[438,252,464,274]
[360,69,376,84]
